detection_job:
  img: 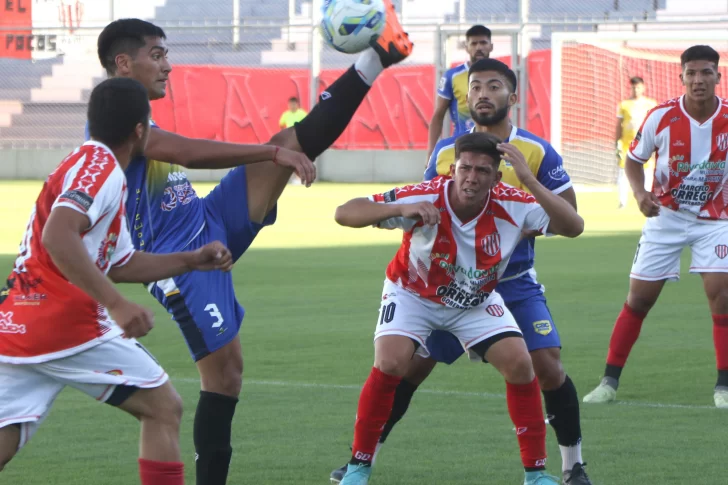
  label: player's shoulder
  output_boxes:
[650,97,681,116]
[491,182,536,204]
[511,128,551,154]
[446,63,468,77]
[392,176,449,200]
[433,135,458,157]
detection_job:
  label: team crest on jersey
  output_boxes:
[0,311,25,334]
[97,233,119,268]
[486,304,504,317]
[482,233,501,257]
[533,320,553,336]
[717,134,728,152]
[716,244,728,260]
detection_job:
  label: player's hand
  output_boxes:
[635,189,661,217]
[108,299,155,339]
[274,147,316,187]
[400,201,441,226]
[497,143,533,184]
[191,241,234,272]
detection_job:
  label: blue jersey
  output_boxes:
[424,126,572,284]
[437,63,474,136]
[85,122,205,253]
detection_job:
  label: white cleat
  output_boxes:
[582,382,617,404]
[714,389,728,408]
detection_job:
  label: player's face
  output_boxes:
[127,36,172,101]
[466,36,492,63]
[681,60,721,102]
[632,82,645,98]
[288,100,299,111]
[467,71,516,126]
[449,152,501,206]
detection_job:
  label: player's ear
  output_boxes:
[449,163,456,177]
[679,72,685,86]
[494,170,502,187]
[508,91,518,107]
[717,70,722,84]
[115,53,133,76]
[135,122,145,141]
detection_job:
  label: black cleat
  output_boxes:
[330,463,348,484]
[563,462,593,485]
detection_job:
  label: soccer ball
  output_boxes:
[320,0,386,54]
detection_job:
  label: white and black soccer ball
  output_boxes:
[320,0,386,54]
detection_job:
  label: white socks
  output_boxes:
[354,48,384,86]
[560,443,583,472]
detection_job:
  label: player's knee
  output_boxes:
[403,356,437,386]
[704,281,728,314]
[501,352,536,385]
[142,384,184,429]
[375,357,409,377]
[268,127,299,151]
[198,342,244,397]
[531,349,565,391]
[626,292,657,314]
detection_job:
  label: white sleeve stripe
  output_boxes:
[627,150,648,164]
[551,181,573,195]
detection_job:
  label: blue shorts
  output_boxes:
[150,166,276,362]
[426,279,560,365]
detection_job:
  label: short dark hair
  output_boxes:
[88,78,150,147]
[98,19,166,75]
[466,25,491,40]
[681,45,720,68]
[630,76,644,85]
[454,132,502,169]
[288,96,300,103]
[469,58,518,92]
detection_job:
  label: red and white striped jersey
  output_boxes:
[629,95,728,220]
[0,141,135,364]
[370,177,550,309]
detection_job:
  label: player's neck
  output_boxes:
[92,138,133,170]
[473,121,512,143]
[684,95,719,123]
[447,183,487,223]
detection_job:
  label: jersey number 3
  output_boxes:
[205,303,224,328]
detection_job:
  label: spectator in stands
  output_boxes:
[616,76,656,208]
[427,24,493,158]
[279,96,308,129]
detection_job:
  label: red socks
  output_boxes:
[139,458,184,485]
[506,378,547,470]
[351,367,402,464]
[606,302,647,368]
[712,314,728,371]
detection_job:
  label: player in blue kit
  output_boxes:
[94,7,412,485]
[331,59,593,485]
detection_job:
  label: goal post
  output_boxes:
[551,30,728,185]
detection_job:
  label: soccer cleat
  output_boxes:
[563,463,593,484]
[714,389,728,408]
[582,380,617,404]
[330,463,347,484]
[524,470,561,484]
[339,463,372,485]
[369,0,413,67]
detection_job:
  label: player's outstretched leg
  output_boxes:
[245,0,413,224]
[583,279,664,404]
[531,349,592,484]
[470,335,559,485]
[699,273,728,408]
[330,356,435,484]
[0,425,20,472]
[119,382,185,485]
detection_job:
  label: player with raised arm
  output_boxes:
[334,132,584,485]
[0,78,234,485]
[95,4,412,484]
[331,58,593,485]
[583,45,728,408]
[428,24,493,158]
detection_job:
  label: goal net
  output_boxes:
[551,31,728,185]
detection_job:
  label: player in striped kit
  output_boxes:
[333,132,584,485]
[583,45,728,408]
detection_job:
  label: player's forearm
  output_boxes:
[625,157,647,195]
[42,227,125,309]
[108,251,196,284]
[335,198,403,228]
[520,176,584,238]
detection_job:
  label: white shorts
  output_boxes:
[374,280,522,362]
[631,208,728,281]
[0,336,168,451]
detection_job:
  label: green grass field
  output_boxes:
[1,182,725,485]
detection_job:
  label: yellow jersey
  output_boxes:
[617,97,657,168]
